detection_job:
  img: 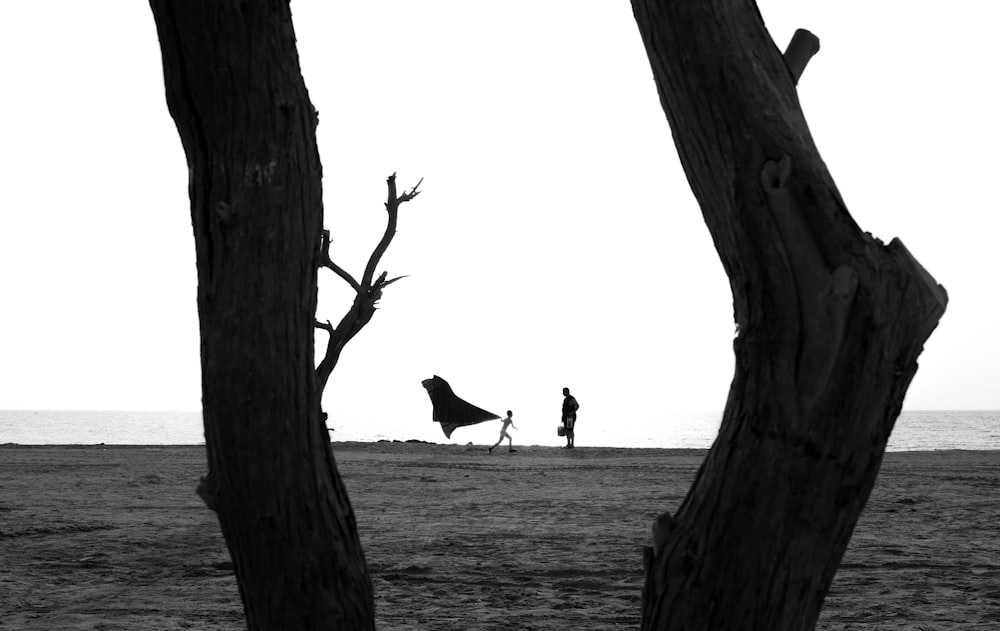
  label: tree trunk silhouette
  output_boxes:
[630,3,947,630]
[149,2,374,629]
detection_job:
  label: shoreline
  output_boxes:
[2,441,997,454]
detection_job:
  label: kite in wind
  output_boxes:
[421,375,500,438]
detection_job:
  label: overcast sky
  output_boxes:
[1,2,997,441]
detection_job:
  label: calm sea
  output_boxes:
[0,410,997,451]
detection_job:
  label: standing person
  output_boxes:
[489,410,517,454]
[561,387,579,448]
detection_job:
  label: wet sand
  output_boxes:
[2,443,997,629]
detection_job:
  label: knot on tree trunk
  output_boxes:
[196,472,222,513]
[761,155,859,416]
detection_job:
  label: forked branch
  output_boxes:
[319,230,360,292]
[362,173,422,288]
[314,173,422,410]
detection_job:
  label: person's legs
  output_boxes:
[490,430,509,454]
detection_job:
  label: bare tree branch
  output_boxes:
[363,173,422,289]
[314,317,341,402]
[314,174,421,409]
[319,229,361,292]
[381,274,409,288]
[783,28,820,84]
[314,319,334,334]
[396,177,424,204]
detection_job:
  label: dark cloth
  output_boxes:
[421,375,500,438]
[562,394,579,436]
[562,395,579,421]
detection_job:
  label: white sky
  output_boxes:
[1,2,997,441]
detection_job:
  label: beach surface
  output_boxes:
[2,443,997,630]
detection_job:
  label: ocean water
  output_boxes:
[1,409,997,451]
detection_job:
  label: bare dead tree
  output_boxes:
[629,2,947,629]
[315,174,421,406]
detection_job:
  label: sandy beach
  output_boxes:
[1,443,997,630]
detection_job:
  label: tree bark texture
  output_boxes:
[148,2,374,629]
[630,2,947,630]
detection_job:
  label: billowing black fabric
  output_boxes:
[420,375,500,438]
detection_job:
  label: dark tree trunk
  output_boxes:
[630,2,946,630]
[148,2,374,629]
